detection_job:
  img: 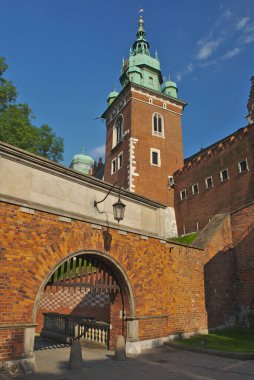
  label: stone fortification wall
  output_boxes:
[174,124,254,235]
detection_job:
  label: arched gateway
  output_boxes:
[33,250,135,350]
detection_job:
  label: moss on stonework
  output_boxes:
[171,232,198,245]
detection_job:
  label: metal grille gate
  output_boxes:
[41,254,120,348]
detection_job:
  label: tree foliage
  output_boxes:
[0,57,64,162]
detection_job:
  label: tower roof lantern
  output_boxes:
[132,14,150,56]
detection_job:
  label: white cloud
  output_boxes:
[224,9,232,18]
[241,33,254,45]
[187,63,194,72]
[235,17,250,30]
[91,144,105,158]
[199,59,218,68]
[223,47,241,60]
[196,39,222,60]
[176,74,182,82]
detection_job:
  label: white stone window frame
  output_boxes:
[205,176,213,189]
[118,151,123,169]
[112,114,124,149]
[152,112,164,138]
[238,158,249,173]
[192,183,199,195]
[149,98,153,104]
[180,189,187,201]
[163,102,167,109]
[220,168,229,182]
[111,158,117,174]
[150,148,161,167]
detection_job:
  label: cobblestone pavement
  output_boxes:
[1,340,254,380]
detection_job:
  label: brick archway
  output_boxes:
[33,250,135,349]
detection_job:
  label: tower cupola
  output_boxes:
[162,75,178,99]
[69,148,94,175]
[107,90,119,106]
[132,15,150,56]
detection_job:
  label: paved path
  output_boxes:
[1,341,254,379]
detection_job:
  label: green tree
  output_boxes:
[0,57,64,162]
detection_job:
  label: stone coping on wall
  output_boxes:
[0,141,166,209]
[0,323,38,329]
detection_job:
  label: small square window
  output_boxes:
[149,98,153,104]
[238,159,248,173]
[205,176,213,188]
[180,189,187,200]
[152,151,158,165]
[111,159,116,174]
[118,153,123,169]
[220,169,229,182]
[192,183,199,195]
[150,148,161,166]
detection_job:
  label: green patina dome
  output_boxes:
[70,148,94,175]
[72,152,94,165]
[107,90,119,105]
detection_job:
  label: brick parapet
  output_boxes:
[174,123,254,234]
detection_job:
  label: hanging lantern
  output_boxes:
[113,197,126,223]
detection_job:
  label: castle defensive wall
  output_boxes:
[1,141,254,373]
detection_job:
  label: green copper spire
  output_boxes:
[104,12,182,106]
[120,13,163,91]
[132,15,150,56]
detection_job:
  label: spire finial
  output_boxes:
[138,8,145,32]
[81,147,85,155]
[155,49,158,59]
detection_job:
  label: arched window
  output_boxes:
[113,115,123,147]
[152,113,164,137]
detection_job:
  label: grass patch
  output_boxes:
[171,232,198,245]
[174,328,254,352]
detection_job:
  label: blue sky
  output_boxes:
[1,0,254,165]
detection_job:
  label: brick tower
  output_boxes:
[102,14,187,207]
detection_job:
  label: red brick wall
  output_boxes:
[194,206,254,329]
[174,125,254,235]
[131,92,184,206]
[231,203,254,325]
[0,201,207,362]
[0,328,24,361]
[104,84,184,206]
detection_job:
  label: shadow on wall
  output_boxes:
[204,224,254,330]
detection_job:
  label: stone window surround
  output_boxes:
[180,189,187,201]
[152,112,164,138]
[205,176,213,189]
[220,168,229,182]
[238,158,249,173]
[118,151,123,169]
[150,148,161,167]
[112,114,124,148]
[111,158,117,174]
[191,183,199,195]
